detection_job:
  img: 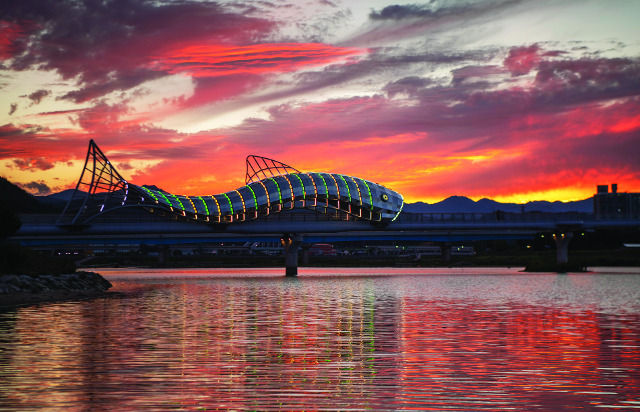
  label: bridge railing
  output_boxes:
[24,210,633,227]
[395,211,596,223]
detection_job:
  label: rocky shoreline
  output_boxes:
[0,271,112,307]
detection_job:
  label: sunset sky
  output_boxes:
[1,0,639,203]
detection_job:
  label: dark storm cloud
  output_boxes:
[12,157,55,171]
[369,0,521,21]
[348,0,524,46]
[0,0,278,101]
[26,89,51,104]
[228,51,640,154]
[235,47,494,109]
[18,180,52,195]
[383,76,433,97]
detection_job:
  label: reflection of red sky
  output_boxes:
[398,301,640,408]
[7,275,640,411]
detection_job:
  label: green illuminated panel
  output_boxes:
[314,173,328,196]
[245,185,257,209]
[157,191,174,210]
[267,178,283,203]
[142,187,159,202]
[292,174,306,198]
[197,196,209,215]
[222,193,234,214]
[337,175,352,201]
[348,176,363,204]
[170,194,185,210]
[359,178,374,210]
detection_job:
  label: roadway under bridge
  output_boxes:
[12,210,640,275]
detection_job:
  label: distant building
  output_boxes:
[594,184,640,219]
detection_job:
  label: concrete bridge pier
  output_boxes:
[282,234,303,276]
[441,242,452,263]
[553,232,573,264]
[302,243,311,266]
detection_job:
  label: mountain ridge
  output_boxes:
[0,178,594,215]
[403,196,593,214]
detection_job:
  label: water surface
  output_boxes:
[1,268,639,411]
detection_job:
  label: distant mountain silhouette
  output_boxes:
[37,189,82,212]
[43,189,78,201]
[0,177,56,213]
[403,196,593,214]
[8,180,593,215]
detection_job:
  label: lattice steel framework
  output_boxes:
[245,155,300,184]
[58,140,130,225]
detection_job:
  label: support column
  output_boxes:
[553,232,573,264]
[158,245,168,265]
[302,243,311,266]
[282,234,303,276]
[441,242,452,263]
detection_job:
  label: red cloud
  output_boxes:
[12,157,55,171]
[151,43,365,77]
[504,44,563,76]
[0,20,31,60]
[504,44,542,76]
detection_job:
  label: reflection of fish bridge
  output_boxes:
[12,141,640,275]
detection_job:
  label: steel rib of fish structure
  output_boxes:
[58,141,404,225]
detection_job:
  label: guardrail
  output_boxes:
[395,211,596,223]
[20,210,637,226]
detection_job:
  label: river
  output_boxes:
[1,267,639,411]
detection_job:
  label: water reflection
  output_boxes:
[1,269,639,411]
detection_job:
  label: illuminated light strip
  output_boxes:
[169,194,185,211]
[281,175,295,201]
[142,187,159,203]
[245,185,257,209]
[210,195,221,216]
[337,175,351,201]
[392,196,404,221]
[315,173,329,196]
[358,178,374,210]
[222,193,234,214]
[156,191,174,211]
[234,189,246,213]
[326,173,340,199]
[267,178,282,203]
[197,196,209,215]
[304,173,318,195]
[292,174,306,198]
[185,196,198,216]
[348,176,362,204]
[122,182,129,205]
[256,181,270,205]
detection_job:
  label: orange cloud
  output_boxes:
[151,43,366,77]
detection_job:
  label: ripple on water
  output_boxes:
[1,268,639,411]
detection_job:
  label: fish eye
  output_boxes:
[381,193,389,202]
